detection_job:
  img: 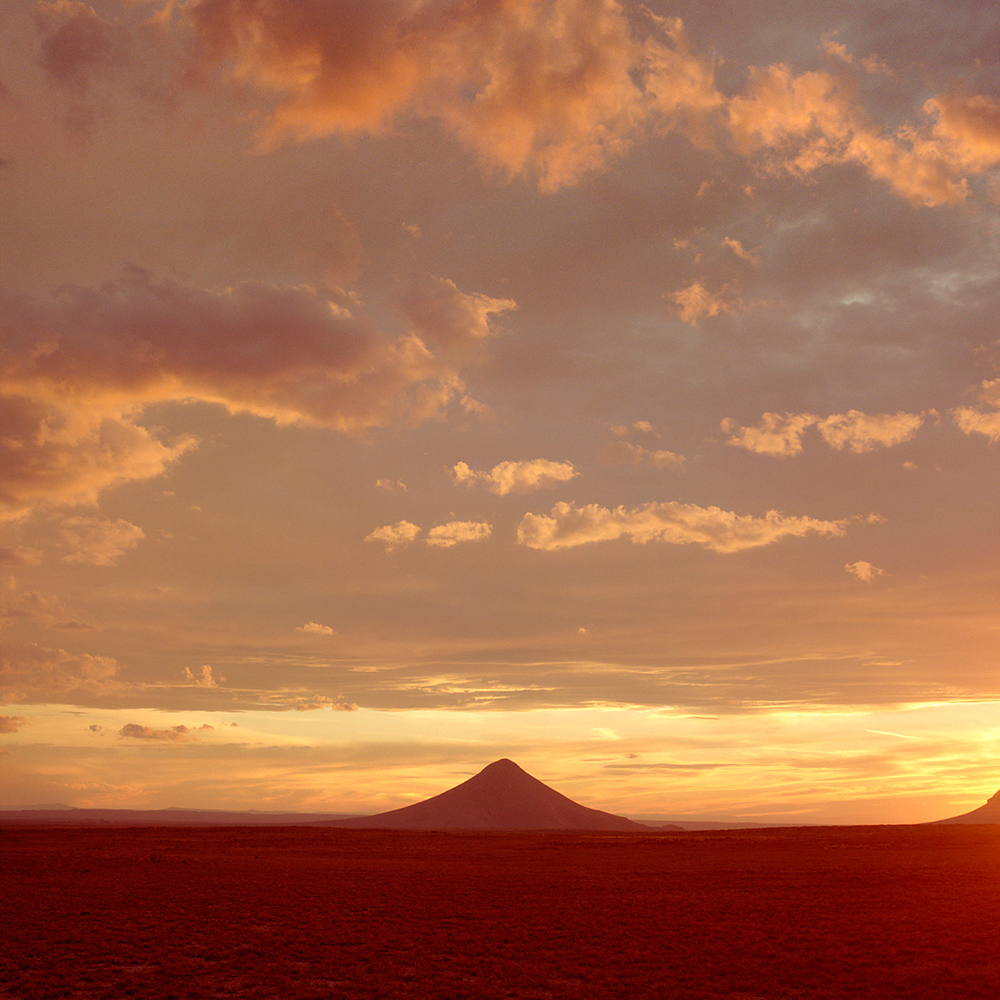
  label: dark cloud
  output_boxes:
[0,715,28,733]
[1,268,512,519]
[35,0,133,92]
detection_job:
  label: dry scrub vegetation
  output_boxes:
[1,824,998,999]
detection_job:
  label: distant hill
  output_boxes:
[0,808,355,827]
[641,819,792,831]
[933,789,1000,824]
[319,758,655,831]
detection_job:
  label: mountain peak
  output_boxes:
[324,759,647,831]
[483,758,520,771]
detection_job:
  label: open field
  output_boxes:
[1,824,998,1000]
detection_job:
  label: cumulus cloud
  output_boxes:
[183,664,220,687]
[925,92,1000,174]
[952,379,1000,443]
[296,622,336,636]
[0,392,194,522]
[0,643,119,704]
[426,521,492,548]
[0,715,27,733]
[517,501,847,552]
[452,459,577,494]
[725,410,925,455]
[1,269,512,519]
[610,421,653,435]
[723,412,819,457]
[32,1,724,189]
[846,560,888,583]
[726,62,998,207]
[183,0,720,191]
[817,411,925,453]
[365,521,421,550]
[670,280,741,324]
[57,516,144,566]
[398,275,516,349]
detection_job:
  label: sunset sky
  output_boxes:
[2,0,998,824]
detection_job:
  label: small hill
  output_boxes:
[933,788,1000,824]
[320,759,649,831]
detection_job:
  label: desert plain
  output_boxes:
[2,823,998,1000]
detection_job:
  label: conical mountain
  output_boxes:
[933,788,1000,824]
[322,759,648,831]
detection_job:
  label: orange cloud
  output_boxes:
[722,412,819,457]
[291,695,358,712]
[1,269,512,518]
[183,664,221,687]
[845,560,888,583]
[670,279,741,324]
[365,521,421,550]
[725,410,925,456]
[599,440,685,468]
[722,237,759,265]
[0,393,194,521]
[926,92,1000,173]
[184,0,720,190]
[0,583,69,628]
[453,459,576,495]
[425,521,492,548]
[118,722,212,741]
[0,715,27,733]
[57,516,144,566]
[0,643,120,705]
[517,500,847,552]
[398,275,516,349]
[952,379,1000,443]
[816,411,925,453]
[295,622,335,636]
[727,63,978,206]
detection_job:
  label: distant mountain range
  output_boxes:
[0,807,354,826]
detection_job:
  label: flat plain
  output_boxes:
[1,824,998,999]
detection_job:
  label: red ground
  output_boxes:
[1,824,998,999]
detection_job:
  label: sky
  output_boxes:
[1,0,998,825]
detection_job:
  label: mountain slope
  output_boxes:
[933,789,1000,824]
[321,759,649,831]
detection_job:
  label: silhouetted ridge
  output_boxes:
[322,759,647,831]
[933,788,1000,824]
